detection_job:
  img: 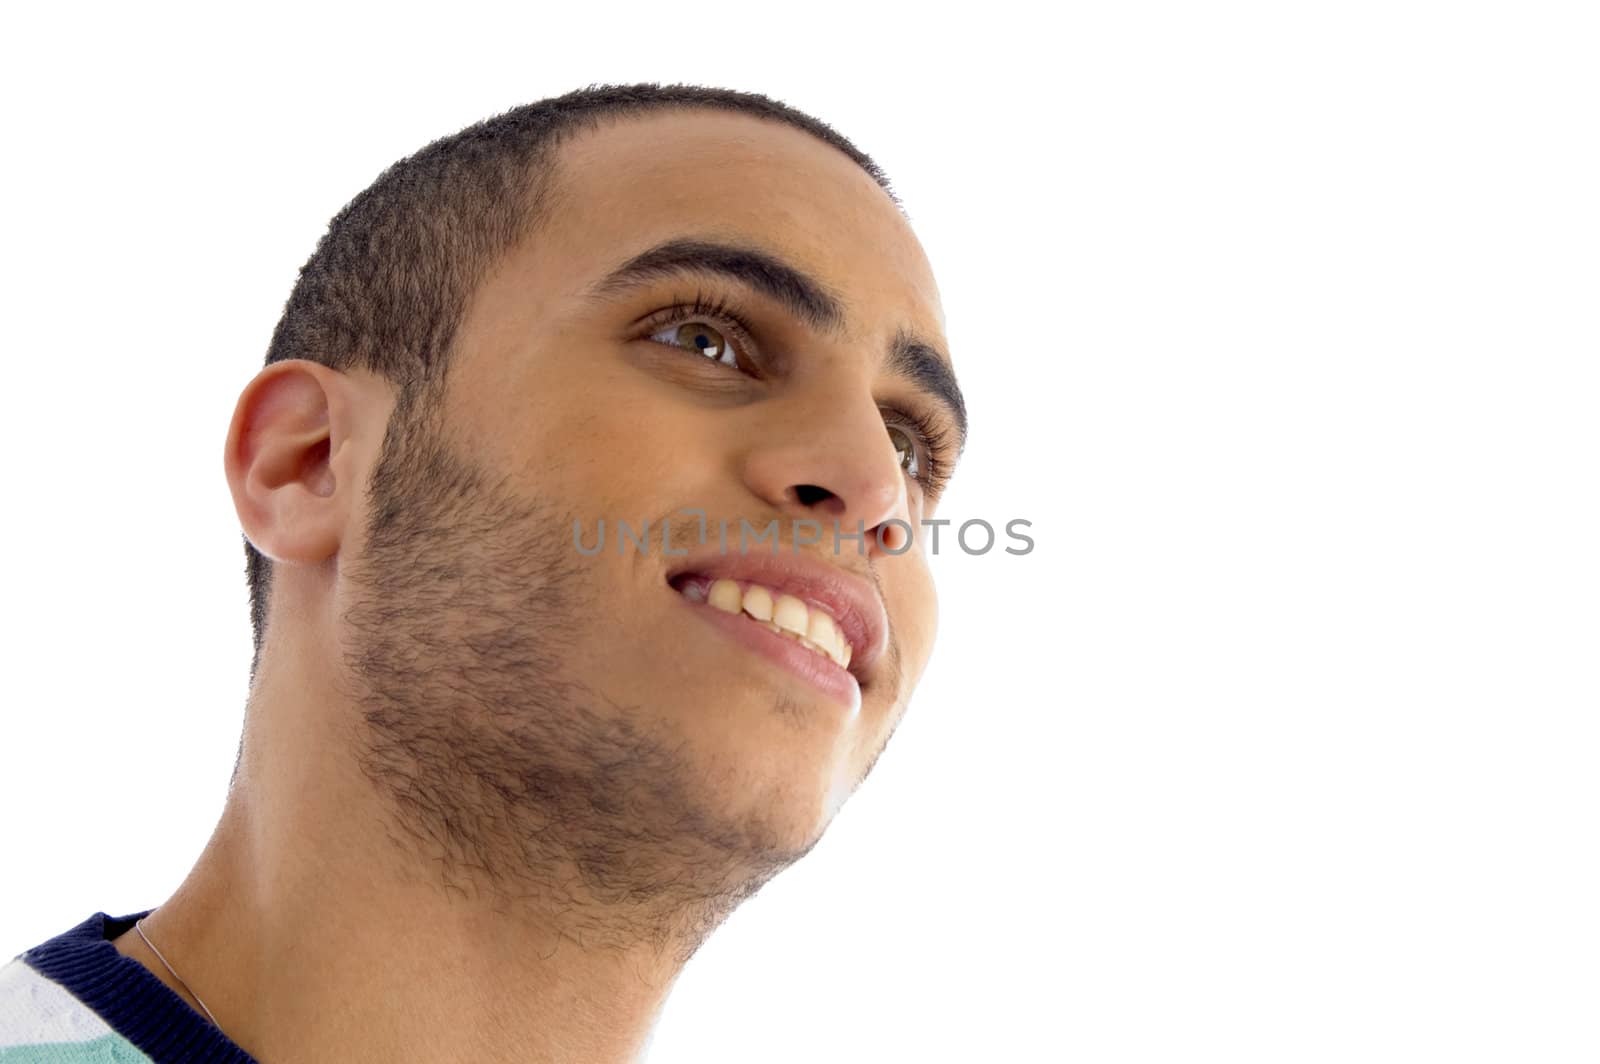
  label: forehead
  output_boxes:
[528,108,945,339]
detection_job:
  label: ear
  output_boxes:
[223,360,386,567]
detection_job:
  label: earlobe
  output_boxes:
[224,360,350,567]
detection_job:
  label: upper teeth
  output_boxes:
[695,578,854,670]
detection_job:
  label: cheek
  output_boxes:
[485,362,708,510]
[890,557,940,682]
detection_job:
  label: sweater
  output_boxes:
[0,912,256,1063]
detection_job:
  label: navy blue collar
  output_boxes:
[23,911,258,1063]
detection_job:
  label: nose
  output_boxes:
[740,385,912,560]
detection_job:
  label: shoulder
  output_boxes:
[0,955,153,1061]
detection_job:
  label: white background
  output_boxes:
[2,3,1596,1061]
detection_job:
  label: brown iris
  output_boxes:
[887,424,918,475]
[671,322,729,361]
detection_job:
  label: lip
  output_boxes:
[666,550,889,692]
[673,592,863,711]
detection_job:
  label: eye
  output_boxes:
[648,319,738,369]
[882,407,957,497]
[886,423,921,478]
[637,293,758,373]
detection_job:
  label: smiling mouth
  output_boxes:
[671,575,854,671]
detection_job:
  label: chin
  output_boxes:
[686,722,849,863]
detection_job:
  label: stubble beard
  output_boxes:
[336,398,806,960]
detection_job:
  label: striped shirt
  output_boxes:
[1,912,255,1062]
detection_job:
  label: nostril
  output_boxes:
[791,484,836,508]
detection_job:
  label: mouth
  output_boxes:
[666,555,887,711]
[676,575,855,669]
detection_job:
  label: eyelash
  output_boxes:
[884,406,956,498]
[638,289,956,496]
[637,290,760,366]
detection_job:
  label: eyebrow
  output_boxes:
[583,236,969,450]
[887,329,968,451]
[585,237,847,335]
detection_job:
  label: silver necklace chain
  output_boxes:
[133,917,222,1030]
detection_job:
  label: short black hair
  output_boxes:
[243,83,897,681]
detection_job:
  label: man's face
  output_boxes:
[337,109,960,913]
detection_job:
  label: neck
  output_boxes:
[115,654,720,1064]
